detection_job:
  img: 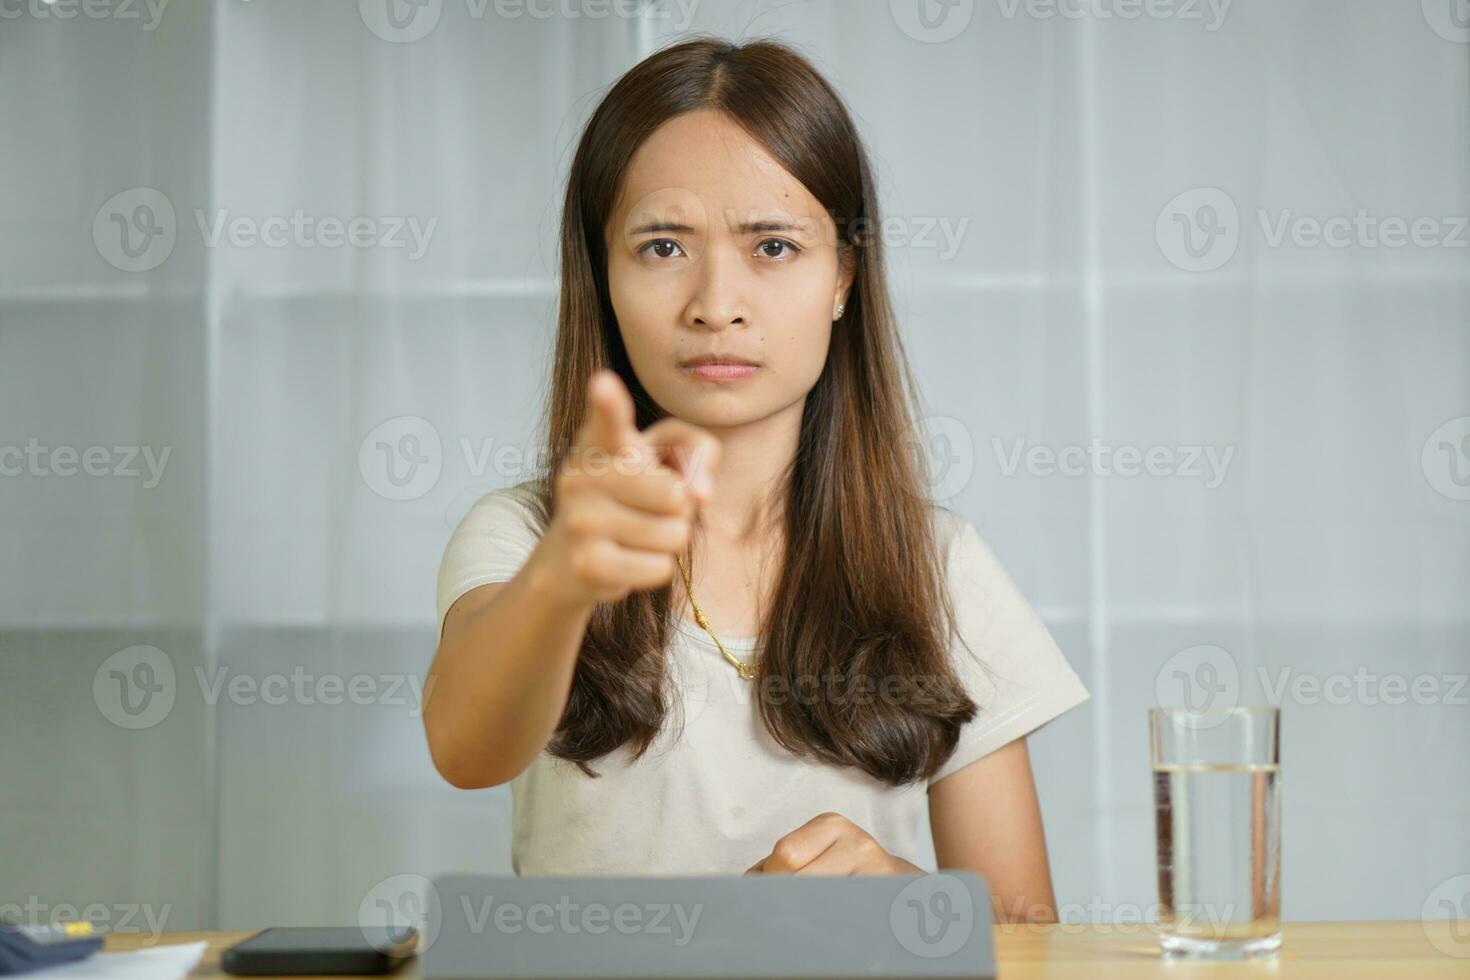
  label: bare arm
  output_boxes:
[422,547,596,789]
[420,369,720,791]
[927,737,1060,923]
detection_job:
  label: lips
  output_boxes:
[680,355,761,368]
[681,356,761,382]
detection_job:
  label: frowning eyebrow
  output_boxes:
[627,219,810,236]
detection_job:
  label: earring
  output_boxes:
[833,304,845,320]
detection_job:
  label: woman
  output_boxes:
[424,35,1088,924]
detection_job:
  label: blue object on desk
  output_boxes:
[0,919,105,975]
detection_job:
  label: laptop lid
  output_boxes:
[419,871,996,979]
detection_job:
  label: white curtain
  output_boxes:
[2,0,1466,930]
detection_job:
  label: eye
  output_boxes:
[756,238,802,261]
[637,238,686,260]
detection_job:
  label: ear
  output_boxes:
[834,245,857,314]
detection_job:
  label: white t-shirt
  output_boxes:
[435,480,1089,875]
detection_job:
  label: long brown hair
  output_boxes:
[518,34,979,787]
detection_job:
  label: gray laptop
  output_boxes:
[419,871,996,979]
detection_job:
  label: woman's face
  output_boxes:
[604,109,853,431]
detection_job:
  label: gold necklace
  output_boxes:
[674,553,756,681]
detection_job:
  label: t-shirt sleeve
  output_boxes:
[927,509,1090,787]
[435,485,544,641]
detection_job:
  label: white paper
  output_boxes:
[24,940,207,979]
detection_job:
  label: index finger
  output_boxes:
[750,816,847,874]
[579,369,645,456]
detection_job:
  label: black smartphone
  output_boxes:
[221,926,417,976]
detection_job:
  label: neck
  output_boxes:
[692,398,801,547]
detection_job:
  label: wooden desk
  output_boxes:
[105,922,1469,978]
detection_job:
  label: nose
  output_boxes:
[685,243,748,330]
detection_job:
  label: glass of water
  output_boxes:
[1149,705,1281,958]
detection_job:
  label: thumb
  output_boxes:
[642,417,720,501]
